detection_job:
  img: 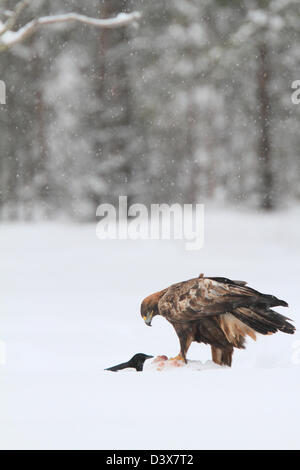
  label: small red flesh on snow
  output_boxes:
[153,355,168,363]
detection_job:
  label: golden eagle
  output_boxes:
[141,275,295,366]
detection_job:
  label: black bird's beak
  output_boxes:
[143,311,153,326]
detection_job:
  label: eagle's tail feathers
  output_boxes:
[233,307,295,336]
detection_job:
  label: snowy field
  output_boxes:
[0,208,299,450]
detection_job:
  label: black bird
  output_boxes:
[105,353,153,372]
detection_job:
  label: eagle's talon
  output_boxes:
[170,354,185,362]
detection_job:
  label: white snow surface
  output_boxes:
[0,209,299,450]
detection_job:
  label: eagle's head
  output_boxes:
[140,291,162,326]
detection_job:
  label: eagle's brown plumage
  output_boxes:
[141,275,295,366]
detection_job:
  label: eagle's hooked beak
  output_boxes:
[143,311,153,327]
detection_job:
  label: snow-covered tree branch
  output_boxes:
[0,1,141,52]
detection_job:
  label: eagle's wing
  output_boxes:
[158,276,289,322]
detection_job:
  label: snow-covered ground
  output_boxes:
[0,208,299,450]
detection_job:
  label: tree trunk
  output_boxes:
[185,92,198,204]
[94,0,134,211]
[257,42,273,210]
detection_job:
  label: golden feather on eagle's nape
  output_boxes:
[141,275,295,368]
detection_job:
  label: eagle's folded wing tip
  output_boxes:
[233,280,248,286]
